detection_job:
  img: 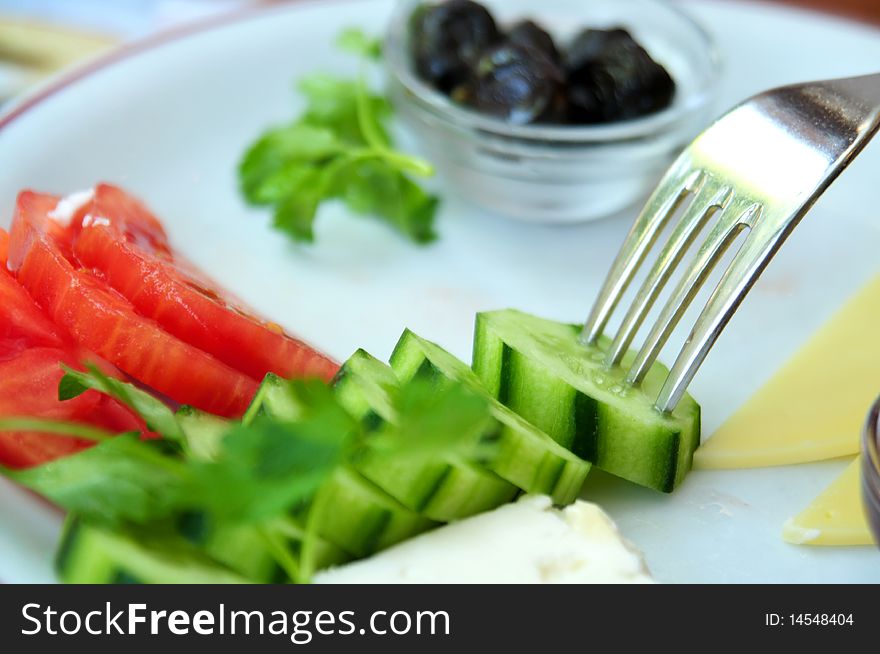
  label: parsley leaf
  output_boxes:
[271,165,328,242]
[1,433,187,527]
[182,415,347,524]
[336,28,383,60]
[299,74,391,146]
[366,378,496,465]
[59,364,184,442]
[183,378,356,523]
[240,124,342,205]
[238,29,438,245]
[0,417,114,444]
[338,159,438,243]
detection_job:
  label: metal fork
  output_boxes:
[582,72,880,413]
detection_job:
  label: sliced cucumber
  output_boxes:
[334,350,518,521]
[56,516,248,584]
[334,349,399,429]
[271,515,352,571]
[300,466,436,557]
[176,405,231,461]
[174,513,284,582]
[252,374,435,557]
[178,513,350,582]
[243,373,299,423]
[389,330,591,505]
[472,309,701,492]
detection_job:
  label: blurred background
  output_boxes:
[0,0,878,104]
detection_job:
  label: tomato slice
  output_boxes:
[70,184,338,382]
[0,227,8,264]
[2,222,65,357]
[8,191,259,418]
[0,348,150,468]
[0,258,65,357]
[1,225,151,466]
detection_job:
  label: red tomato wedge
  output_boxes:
[8,191,259,418]
[0,227,8,264]
[0,234,150,467]
[1,249,65,357]
[70,184,338,382]
[0,348,148,468]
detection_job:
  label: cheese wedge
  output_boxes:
[695,274,880,469]
[782,457,875,546]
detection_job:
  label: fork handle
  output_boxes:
[818,72,880,111]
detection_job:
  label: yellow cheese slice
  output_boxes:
[782,457,875,546]
[695,274,880,469]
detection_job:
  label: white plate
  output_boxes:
[1,0,879,583]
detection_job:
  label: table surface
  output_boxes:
[777,0,880,24]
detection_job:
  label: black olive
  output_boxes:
[410,0,500,94]
[459,41,565,124]
[565,27,675,123]
[508,20,560,65]
[567,28,630,66]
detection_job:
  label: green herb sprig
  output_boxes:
[239,29,438,244]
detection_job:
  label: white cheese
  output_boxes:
[47,188,94,226]
[315,495,654,584]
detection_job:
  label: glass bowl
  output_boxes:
[863,397,880,548]
[385,0,722,223]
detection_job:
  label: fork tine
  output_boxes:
[624,201,760,388]
[653,203,795,413]
[604,181,734,368]
[580,167,704,345]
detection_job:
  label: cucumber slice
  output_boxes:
[178,513,350,581]
[389,331,591,505]
[334,350,518,521]
[271,515,352,571]
[252,375,435,557]
[333,349,398,429]
[472,309,701,492]
[56,516,248,584]
[175,514,284,582]
[176,405,231,461]
[243,373,299,423]
[301,466,436,557]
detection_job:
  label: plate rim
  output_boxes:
[0,0,326,133]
